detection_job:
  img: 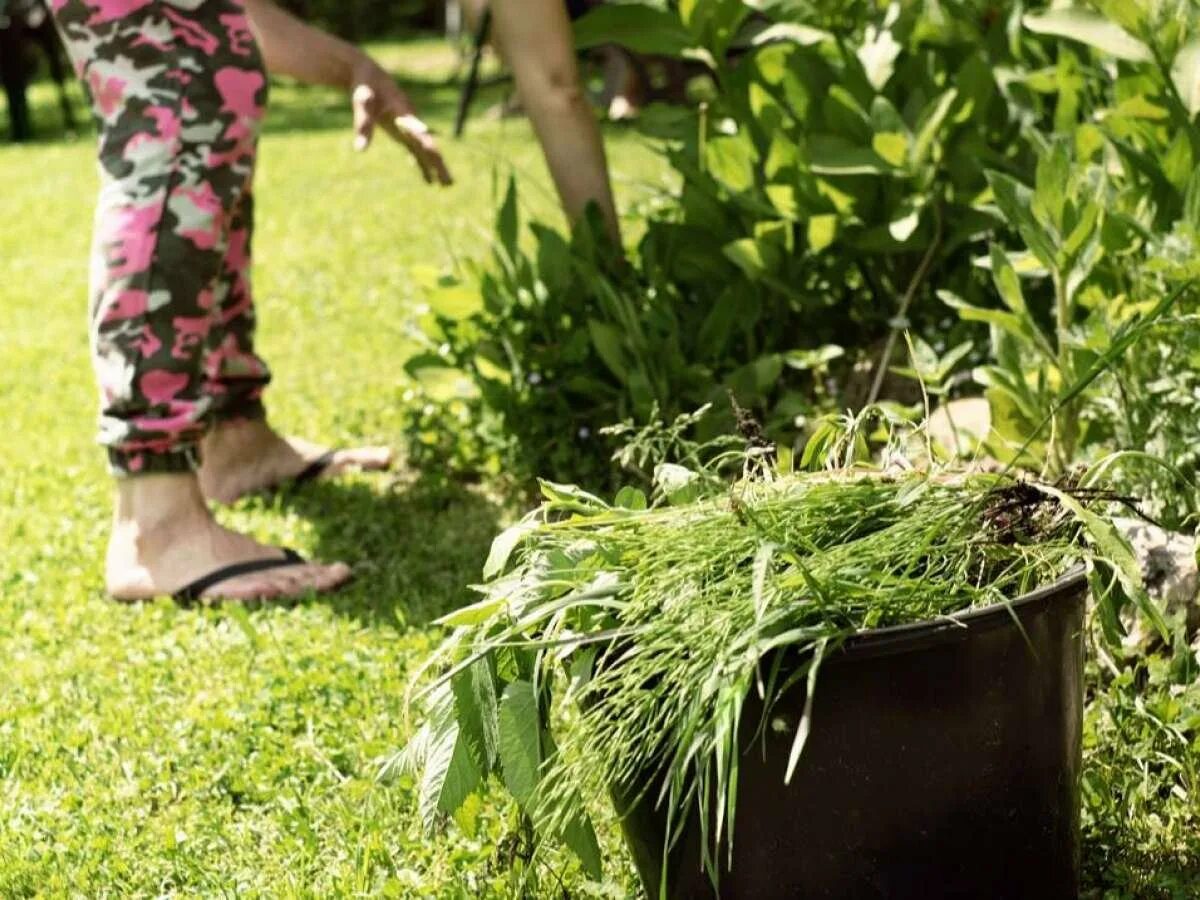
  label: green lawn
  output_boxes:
[0,38,662,897]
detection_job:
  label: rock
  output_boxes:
[1113,517,1200,649]
[926,398,991,457]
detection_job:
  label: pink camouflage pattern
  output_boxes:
[51,0,273,475]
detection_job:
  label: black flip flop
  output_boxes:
[173,548,308,605]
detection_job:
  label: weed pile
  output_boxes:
[416,468,1103,883]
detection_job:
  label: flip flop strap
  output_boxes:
[173,548,306,605]
[291,451,337,488]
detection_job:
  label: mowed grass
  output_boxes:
[0,38,662,897]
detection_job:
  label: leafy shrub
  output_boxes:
[937,2,1200,514]
[403,1,1063,486]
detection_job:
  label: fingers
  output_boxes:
[381,114,454,186]
[352,84,376,152]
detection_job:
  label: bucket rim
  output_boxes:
[834,565,1089,662]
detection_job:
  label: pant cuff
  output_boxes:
[108,445,200,478]
[210,396,267,425]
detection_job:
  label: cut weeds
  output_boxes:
[399,464,1144,892]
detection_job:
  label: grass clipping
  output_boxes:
[408,468,1117,885]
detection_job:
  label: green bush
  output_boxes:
[401,0,1200,505]
[403,1,1052,486]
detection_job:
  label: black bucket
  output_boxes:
[617,569,1088,900]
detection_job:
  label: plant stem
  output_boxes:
[865,203,944,407]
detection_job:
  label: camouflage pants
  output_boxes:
[52,0,271,476]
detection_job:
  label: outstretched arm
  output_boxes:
[487,0,621,243]
[242,0,451,185]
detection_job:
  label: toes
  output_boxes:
[200,561,352,603]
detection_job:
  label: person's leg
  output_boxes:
[52,0,349,601]
[0,21,32,141]
[195,186,391,505]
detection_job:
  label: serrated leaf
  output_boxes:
[452,658,501,771]
[417,687,483,829]
[497,681,543,805]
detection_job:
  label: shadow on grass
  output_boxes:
[277,472,504,630]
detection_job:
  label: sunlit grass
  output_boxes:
[0,38,659,896]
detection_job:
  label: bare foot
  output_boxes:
[199,419,393,505]
[107,474,352,603]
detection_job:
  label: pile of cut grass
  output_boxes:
[411,468,1097,888]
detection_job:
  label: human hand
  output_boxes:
[350,60,452,186]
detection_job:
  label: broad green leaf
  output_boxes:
[889,205,921,242]
[764,133,800,179]
[539,480,611,509]
[437,594,506,628]
[614,486,648,510]
[990,244,1028,315]
[474,353,511,385]
[872,132,910,168]
[911,89,959,169]
[940,290,1030,339]
[427,285,482,320]
[497,681,543,805]
[809,135,895,175]
[724,237,768,275]
[807,214,838,252]
[706,133,759,193]
[408,365,475,403]
[560,810,603,879]
[1163,130,1194,192]
[1023,9,1151,62]
[1184,168,1200,232]
[573,5,693,57]
[727,353,784,396]
[483,521,536,580]
[1033,142,1070,234]
[1173,39,1200,117]
[784,345,844,370]
[765,184,800,220]
[588,319,630,382]
[750,22,831,48]
[496,177,519,259]
[857,17,902,91]
[985,171,1059,271]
